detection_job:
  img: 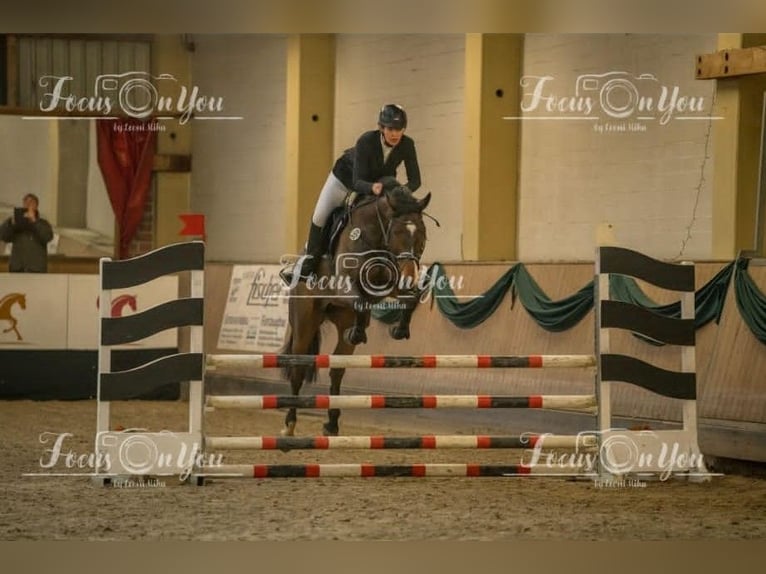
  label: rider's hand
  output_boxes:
[371,183,383,195]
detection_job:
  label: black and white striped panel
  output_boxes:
[599,354,696,400]
[101,241,205,290]
[101,298,204,345]
[98,241,206,400]
[597,246,696,401]
[599,246,694,292]
[100,353,204,401]
[600,300,694,346]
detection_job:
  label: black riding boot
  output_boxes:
[298,223,325,279]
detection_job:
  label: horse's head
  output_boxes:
[17,294,26,310]
[339,180,431,300]
[377,184,431,296]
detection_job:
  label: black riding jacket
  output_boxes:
[332,130,421,194]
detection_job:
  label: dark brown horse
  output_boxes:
[280,182,431,436]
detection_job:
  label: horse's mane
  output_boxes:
[385,183,423,215]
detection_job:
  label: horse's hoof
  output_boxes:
[281,423,296,437]
[389,325,410,340]
[322,423,339,437]
[343,327,367,346]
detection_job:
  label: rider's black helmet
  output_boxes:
[378,104,407,130]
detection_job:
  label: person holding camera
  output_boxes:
[0,193,54,273]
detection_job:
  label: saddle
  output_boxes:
[324,192,376,257]
[323,176,402,257]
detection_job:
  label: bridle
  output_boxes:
[374,193,424,267]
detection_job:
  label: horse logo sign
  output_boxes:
[0,292,26,341]
[110,294,137,317]
[95,294,138,317]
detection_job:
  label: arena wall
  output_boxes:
[518,34,718,261]
[202,258,766,462]
[187,34,720,265]
[190,34,288,263]
[0,117,58,221]
[334,34,465,263]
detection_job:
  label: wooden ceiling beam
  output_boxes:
[695,45,766,79]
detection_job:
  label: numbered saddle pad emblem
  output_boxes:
[349,227,361,241]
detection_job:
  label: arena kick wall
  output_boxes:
[202,259,766,464]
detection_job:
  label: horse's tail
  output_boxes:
[279,327,293,381]
[279,325,321,384]
[304,329,321,384]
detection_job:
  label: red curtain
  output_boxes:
[96,119,157,259]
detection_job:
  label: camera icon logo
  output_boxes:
[598,432,641,475]
[335,250,400,298]
[94,72,177,119]
[576,71,658,119]
[98,431,176,475]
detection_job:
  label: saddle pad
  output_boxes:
[327,194,376,256]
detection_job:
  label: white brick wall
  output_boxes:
[0,117,57,222]
[188,34,718,264]
[334,34,465,263]
[518,34,717,261]
[191,35,287,262]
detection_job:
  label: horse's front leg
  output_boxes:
[3,319,21,341]
[323,367,345,436]
[389,306,413,340]
[282,365,307,437]
[389,290,420,340]
[343,308,370,346]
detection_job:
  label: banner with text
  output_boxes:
[217,265,288,352]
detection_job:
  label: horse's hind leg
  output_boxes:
[282,304,323,437]
[323,310,356,436]
[283,365,307,437]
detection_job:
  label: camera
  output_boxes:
[13,207,31,228]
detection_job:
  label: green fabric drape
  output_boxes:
[428,264,516,329]
[512,265,593,332]
[734,259,766,344]
[369,258,766,344]
[371,264,516,328]
[609,261,734,329]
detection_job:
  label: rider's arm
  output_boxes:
[402,137,421,192]
[351,132,378,195]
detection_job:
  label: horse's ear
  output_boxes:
[418,192,432,212]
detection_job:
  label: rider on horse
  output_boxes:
[294,104,422,280]
[279,106,430,437]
